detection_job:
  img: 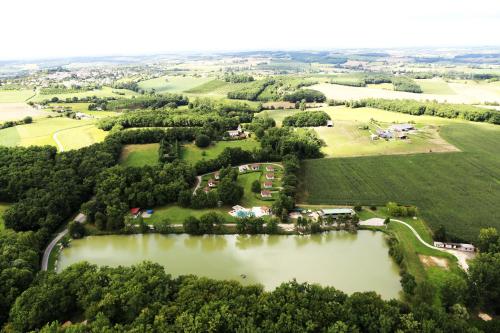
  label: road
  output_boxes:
[389,219,473,271]
[41,229,68,271]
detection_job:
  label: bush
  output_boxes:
[23,116,33,124]
[195,134,211,148]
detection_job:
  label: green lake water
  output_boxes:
[57,230,402,299]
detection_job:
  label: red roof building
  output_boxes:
[130,208,140,215]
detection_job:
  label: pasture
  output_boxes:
[120,143,159,167]
[0,117,104,150]
[181,139,260,164]
[298,122,500,241]
[0,89,36,103]
[137,76,212,94]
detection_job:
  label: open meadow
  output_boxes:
[120,143,160,167]
[181,139,260,164]
[298,122,500,241]
[0,103,51,122]
[0,117,105,150]
[138,76,212,94]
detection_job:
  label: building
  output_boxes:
[377,130,393,139]
[203,186,210,193]
[265,173,275,180]
[263,181,273,188]
[208,179,217,188]
[390,123,415,132]
[327,120,334,127]
[73,213,87,223]
[227,130,241,138]
[319,208,355,219]
[397,132,408,140]
[239,165,249,173]
[261,190,272,198]
[214,172,220,180]
[370,134,379,141]
[266,165,274,172]
[251,164,260,171]
[130,207,141,217]
[433,242,475,252]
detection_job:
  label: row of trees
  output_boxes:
[105,93,189,110]
[282,110,331,127]
[6,261,481,332]
[283,88,326,103]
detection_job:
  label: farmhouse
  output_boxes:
[433,242,475,252]
[263,181,273,188]
[377,130,393,139]
[265,173,275,180]
[261,190,272,198]
[390,123,415,132]
[319,208,355,219]
[227,124,247,139]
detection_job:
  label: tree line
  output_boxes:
[282,111,331,127]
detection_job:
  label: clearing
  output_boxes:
[181,139,260,164]
[120,143,160,167]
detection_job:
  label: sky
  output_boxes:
[2,0,500,60]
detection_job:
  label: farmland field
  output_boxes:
[120,143,159,167]
[181,139,260,164]
[54,124,108,151]
[138,76,212,94]
[416,78,455,95]
[0,117,100,148]
[0,103,51,122]
[30,86,139,103]
[298,122,500,241]
[0,89,36,103]
[311,81,500,104]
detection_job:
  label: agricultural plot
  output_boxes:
[138,76,212,94]
[310,81,500,104]
[415,78,455,95]
[0,103,51,122]
[54,124,108,151]
[0,117,100,148]
[120,143,160,167]
[298,122,500,241]
[181,139,260,164]
[185,79,230,95]
[0,89,36,103]
[30,86,139,103]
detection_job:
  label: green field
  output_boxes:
[146,205,236,225]
[0,89,36,103]
[138,76,212,94]
[0,203,9,232]
[298,122,500,241]
[31,86,138,103]
[120,143,159,167]
[416,78,455,95]
[237,171,278,207]
[181,139,260,164]
[0,117,103,149]
[185,79,229,94]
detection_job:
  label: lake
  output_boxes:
[57,230,402,299]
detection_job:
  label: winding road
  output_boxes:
[41,229,68,271]
[389,218,473,271]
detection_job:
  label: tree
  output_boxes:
[266,218,279,234]
[478,227,499,253]
[68,221,85,239]
[434,225,448,242]
[183,216,200,235]
[414,280,436,305]
[195,134,211,148]
[251,180,261,193]
[217,178,243,205]
[467,252,500,312]
[440,274,467,309]
[400,272,416,295]
[178,189,192,207]
[23,116,33,124]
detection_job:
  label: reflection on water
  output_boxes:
[58,231,402,299]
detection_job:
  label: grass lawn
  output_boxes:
[181,139,260,164]
[0,117,100,148]
[120,143,160,167]
[31,86,139,103]
[0,89,36,103]
[237,172,277,207]
[0,202,10,232]
[146,205,236,225]
[138,76,212,94]
[298,122,500,241]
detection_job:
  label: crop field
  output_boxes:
[120,143,160,167]
[30,86,139,103]
[137,76,212,94]
[0,103,51,122]
[181,139,260,164]
[310,81,500,104]
[298,122,500,241]
[0,117,100,148]
[0,89,36,103]
[185,79,229,95]
[55,124,108,151]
